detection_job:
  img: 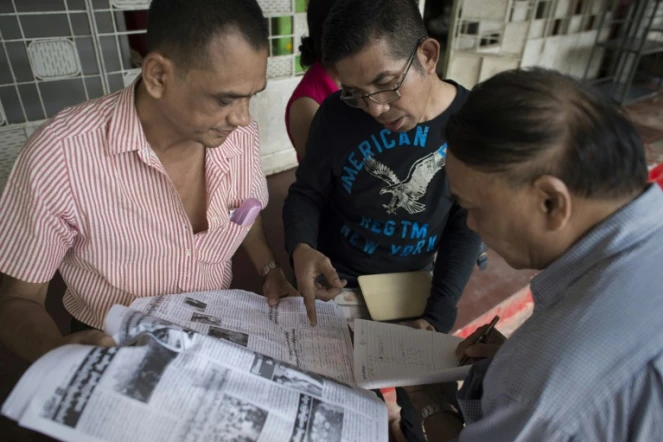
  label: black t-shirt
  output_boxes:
[283,81,480,332]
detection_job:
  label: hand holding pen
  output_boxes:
[456,315,505,366]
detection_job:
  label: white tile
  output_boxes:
[28,38,81,80]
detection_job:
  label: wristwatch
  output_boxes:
[421,402,458,437]
[260,261,280,279]
[421,403,447,421]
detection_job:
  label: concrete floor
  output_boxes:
[1,92,661,441]
[628,93,663,166]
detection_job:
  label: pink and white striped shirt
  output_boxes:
[0,82,268,328]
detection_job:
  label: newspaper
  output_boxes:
[2,302,389,442]
[123,290,355,384]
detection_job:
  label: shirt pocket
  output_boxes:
[197,221,252,264]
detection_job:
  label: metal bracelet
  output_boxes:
[260,261,280,279]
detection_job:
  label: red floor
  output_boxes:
[628,94,663,166]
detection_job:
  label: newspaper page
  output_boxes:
[120,290,355,384]
[2,309,388,442]
[353,319,470,389]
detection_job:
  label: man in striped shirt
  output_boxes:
[0,0,297,362]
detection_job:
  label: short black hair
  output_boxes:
[322,0,427,67]
[299,0,338,68]
[146,0,268,68]
[446,68,648,199]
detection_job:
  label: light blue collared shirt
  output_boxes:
[459,185,663,442]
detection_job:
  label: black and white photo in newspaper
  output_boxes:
[250,355,324,398]
[41,346,119,428]
[290,395,345,442]
[208,326,249,347]
[109,339,178,403]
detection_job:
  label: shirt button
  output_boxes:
[185,249,191,257]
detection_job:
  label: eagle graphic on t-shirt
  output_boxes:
[364,145,447,215]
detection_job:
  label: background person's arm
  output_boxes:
[0,275,114,362]
[287,97,320,160]
[423,204,481,333]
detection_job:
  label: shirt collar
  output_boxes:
[215,130,244,159]
[531,184,663,309]
[107,76,149,156]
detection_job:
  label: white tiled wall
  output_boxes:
[444,0,613,89]
[250,77,300,175]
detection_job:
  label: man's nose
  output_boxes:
[363,100,390,120]
[228,99,251,128]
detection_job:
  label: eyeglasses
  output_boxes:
[340,37,426,109]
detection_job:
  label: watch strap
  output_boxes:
[421,402,456,421]
[260,261,280,279]
[420,402,460,438]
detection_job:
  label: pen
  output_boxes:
[458,315,500,367]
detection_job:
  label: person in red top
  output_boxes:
[285,0,340,160]
[0,0,298,363]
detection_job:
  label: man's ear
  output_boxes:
[532,175,572,232]
[326,65,341,88]
[141,52,174,99]
[419,38,440,75]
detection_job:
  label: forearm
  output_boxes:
[0,296,64,362]
[241,214,277,274]
[423,208,481,333]
[424,242,479,332]
[282,183,325,257]
[283,108,334,257]
[423,297,459,334]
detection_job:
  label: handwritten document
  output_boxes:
[353,319,471,389]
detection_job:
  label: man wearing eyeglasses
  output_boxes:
[283,0,480,339]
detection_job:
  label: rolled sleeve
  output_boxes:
[0,133,77,283]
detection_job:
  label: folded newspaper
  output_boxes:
[1,290,389,442]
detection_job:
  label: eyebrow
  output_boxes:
[217,84,267,99]
[369,71,395,85]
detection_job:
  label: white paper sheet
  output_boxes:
[353,319,471,389]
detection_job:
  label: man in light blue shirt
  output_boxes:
[439,68,663,441]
